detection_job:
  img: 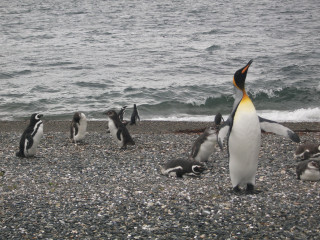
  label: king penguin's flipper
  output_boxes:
[217,119,231,149]
[258,116,300,143]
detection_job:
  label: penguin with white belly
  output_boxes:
[70,112,88,143]
[190,113,223,162]
[16,113,44,158]
[106,110,135,149]
[296,159,320,181]
[161,159,207,178]
[218,60,300,194]
[118,106,128,123]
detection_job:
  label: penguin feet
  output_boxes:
[232,184,262,195]
[232,186,242,195]
[245,184,262,195]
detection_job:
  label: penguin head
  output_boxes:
[205,126,216,135]
[191,164,206,175]
[233,59,253,91]
[30,113,43,124]
[307,161,320,170]
[106,110,119,120]
[214,113,223,126]
[72,112,81,123]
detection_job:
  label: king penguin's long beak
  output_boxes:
[241,59,253,74]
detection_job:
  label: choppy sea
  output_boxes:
[1,0,319,122]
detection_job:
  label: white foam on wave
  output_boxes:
[147,107,320,122]
[257,107,320,122]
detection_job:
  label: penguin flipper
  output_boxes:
[26,134,34,150]
[122,127,135,145]
[258,116,300,143]
[217,119,231,149]
[116,128,123,141]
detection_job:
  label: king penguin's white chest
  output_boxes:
[228,96,261,186]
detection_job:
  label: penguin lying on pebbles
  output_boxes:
[130,104,140,125]
[218,60,300,194]
[190,113,223,162]
[107,110,135,149]
[16,113,44,158]
[161,159,207,178]
[294,143,320,160]
[70,112,88,143]
[296,159,320,181]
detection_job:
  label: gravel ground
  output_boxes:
[0,121,320,239]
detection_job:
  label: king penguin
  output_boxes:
[190,113,223,162]
[70,112,88,143]
[218,60,300,194]
[16,113,44,158]
[107,110,135,149]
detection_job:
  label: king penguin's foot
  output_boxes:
[233,185,242,195]
[246,183,262,195]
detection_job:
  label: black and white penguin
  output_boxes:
[296,159,320,181]
[16,113,44,158]
[70,112,88,143]
[118,106,127,122]
[190,113,223,162]
[218,60,300,194]
[294,143,320,160]
[130,104,140,125]
[161,159,207,178]
[106,110,135,149]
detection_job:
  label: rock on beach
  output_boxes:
[0,120,319,239]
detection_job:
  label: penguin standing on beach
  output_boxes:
[218,60,300,194]
[294,143,320,160]
[161,159,207,178]
[70,112,88,143]
[296,159,320,181]
[16,113,44,158]
[130,104,140,125]
[107,110,135,149]
[118,106,127,122]
[190,113,223,162]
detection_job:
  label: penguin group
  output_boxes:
[14,60,318,194]
[15,104,140,158]
[161,113,222,178]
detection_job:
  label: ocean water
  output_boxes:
[1,0,319,122]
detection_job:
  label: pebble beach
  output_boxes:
[1,120,320,239]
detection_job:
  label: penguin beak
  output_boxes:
[241,59,253,74]
[38,114,43,118]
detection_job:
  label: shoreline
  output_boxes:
[1,120,320,134]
